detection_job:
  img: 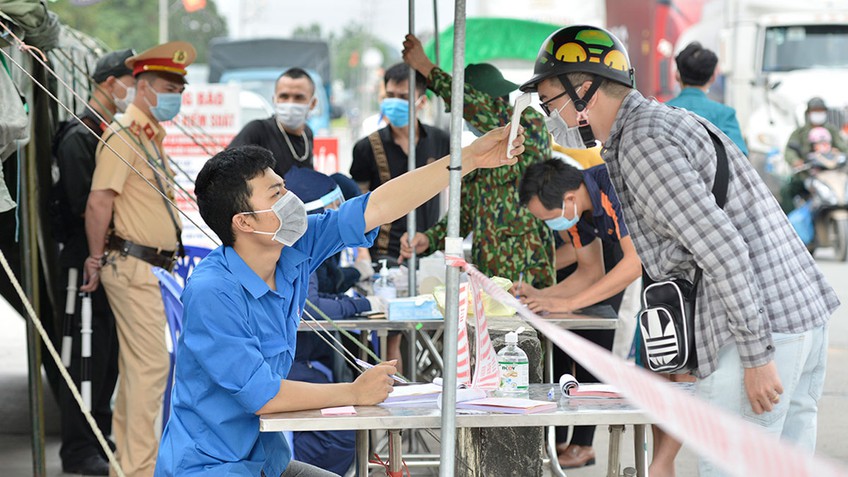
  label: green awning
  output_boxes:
[424,17,561,70]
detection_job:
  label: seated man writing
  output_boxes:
[154,126,524,476]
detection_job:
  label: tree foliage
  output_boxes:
[46,0,228,63]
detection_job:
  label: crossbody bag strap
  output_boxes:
[690,125,729,292]
[368,131,394,256]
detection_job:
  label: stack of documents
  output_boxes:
[456,397,557,414]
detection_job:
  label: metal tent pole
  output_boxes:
[432,0,440,67]
[439,1,466,474]
[159,0,169,43]
[23,102,46,477]
[407,0,418,298]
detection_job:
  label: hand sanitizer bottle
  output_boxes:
[373,259,397,300]
[498,327,529,395]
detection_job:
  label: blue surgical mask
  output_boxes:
[545,200,580,231]
[150,92,182,122]
[381,98,410,128]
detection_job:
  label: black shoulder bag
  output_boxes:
[638,126,728,374]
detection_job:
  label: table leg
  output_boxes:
[359,330,369,361]
[388,429,403,476]
[545,338,568,477]
[378,329,388,361]
[356,429,369,477]
[633,424,648,476]
[607,425,624,477]
[407,328,417,381]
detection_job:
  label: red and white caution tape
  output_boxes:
[445,256,847,477]
[455,282,471,386]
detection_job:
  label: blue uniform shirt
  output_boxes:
[567,165,629,248]
[666,88,749,156]
[155,194,378,476]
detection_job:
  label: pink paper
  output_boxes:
[321,406,357,416]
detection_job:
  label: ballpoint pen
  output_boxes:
[354,358,409,384]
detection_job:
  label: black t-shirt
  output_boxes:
[54,110,105,267]
[350,123,451,259]
[228,117,314,176]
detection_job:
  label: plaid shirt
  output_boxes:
[602,91,839,378]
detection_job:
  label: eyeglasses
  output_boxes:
[539,90,570,116]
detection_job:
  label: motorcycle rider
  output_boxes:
[781,97,847,212]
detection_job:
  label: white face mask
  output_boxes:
[275,102,311,130]
[113,81,135,113]
[239,191,308,246]
[544,87,587,150]
[809,111,827,126]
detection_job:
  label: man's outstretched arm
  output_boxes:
[364,125,524,231]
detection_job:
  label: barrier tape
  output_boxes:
[446,257,846,477]
[456,282,471,385]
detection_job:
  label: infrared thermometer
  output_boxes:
[506,92,532,159]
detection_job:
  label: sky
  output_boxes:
[214,0,605,53]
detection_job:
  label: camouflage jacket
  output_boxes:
[422,67,555,288]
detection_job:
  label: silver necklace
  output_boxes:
[277,120,310,162]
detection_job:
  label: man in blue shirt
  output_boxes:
[155,124,525,476]
[666,42,749,156]
[513,159,641,469]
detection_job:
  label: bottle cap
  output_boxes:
[505,331,517,344]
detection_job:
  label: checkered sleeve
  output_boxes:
[622,133,775,368]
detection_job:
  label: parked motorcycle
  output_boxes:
[791,153,848,261]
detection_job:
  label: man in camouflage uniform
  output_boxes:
[400,34,555,288]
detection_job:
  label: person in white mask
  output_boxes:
[781,97,847,212]
[230,67,318,177]
[156,125,527,476]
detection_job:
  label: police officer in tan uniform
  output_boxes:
[82,41,196,477]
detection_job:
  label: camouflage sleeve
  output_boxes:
[428,67,511,133]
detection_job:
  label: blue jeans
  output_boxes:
[695,324,828,476]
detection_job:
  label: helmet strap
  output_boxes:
[559,74,603,147]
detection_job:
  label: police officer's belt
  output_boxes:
[108,234,176,270]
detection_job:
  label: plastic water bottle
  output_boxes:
[373,259,397,300]
[498,328,529,395]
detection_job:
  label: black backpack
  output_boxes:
[48,116,99,244]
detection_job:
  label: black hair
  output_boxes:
[675,42,718,87]
[277,67,316,94]
[519,159,584,210]
[383,62,427,95]
[195,145,276,246]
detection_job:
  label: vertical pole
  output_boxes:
[356,429,369,476]
[432,0,440,68]
[406,0,418,297]
[439,1,465,475]
[23,114,46,477]
[388,430,403,475]
[159,0,169,44]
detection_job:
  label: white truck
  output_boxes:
[674,0,848,193]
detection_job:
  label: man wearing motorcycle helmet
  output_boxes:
[521,25,838,477]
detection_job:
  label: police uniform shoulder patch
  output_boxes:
[142,123,155,140]
[128,121,142,138]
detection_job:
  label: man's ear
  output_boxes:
[232,213,254,236]
[309,96,318,111]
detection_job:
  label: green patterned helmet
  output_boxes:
[520,25,635,92]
